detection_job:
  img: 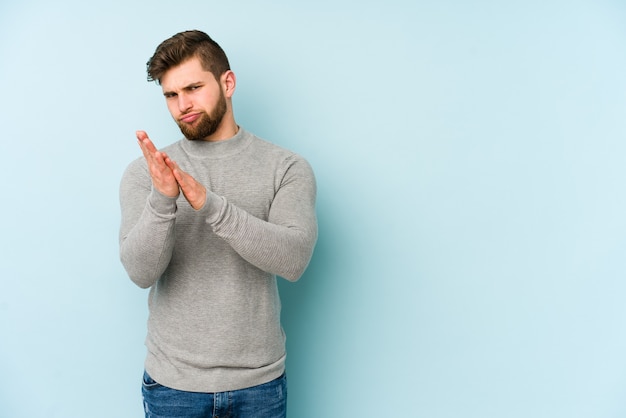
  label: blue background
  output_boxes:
[1,1,626,417]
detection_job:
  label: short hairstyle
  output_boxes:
[146,30,231,84]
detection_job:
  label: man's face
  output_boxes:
[160,57,228,141]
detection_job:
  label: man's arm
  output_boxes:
[118,132,179,289]
[201,156,318,282]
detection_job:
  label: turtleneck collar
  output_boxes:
[180,126,252,159]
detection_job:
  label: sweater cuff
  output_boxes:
[201,191,225,225]
[148,188,178,216]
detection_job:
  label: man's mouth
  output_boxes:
[180,113,201,124]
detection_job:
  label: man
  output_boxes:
[119,30,317,418]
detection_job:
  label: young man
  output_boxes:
[119,30,317,417]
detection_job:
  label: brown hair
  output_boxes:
[146,30,231,84]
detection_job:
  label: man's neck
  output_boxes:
[203,115,238,142]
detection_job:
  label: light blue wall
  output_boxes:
[1,1,625,417]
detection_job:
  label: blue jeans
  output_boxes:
[141,371,287,418]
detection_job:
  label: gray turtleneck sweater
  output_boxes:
[119,127,317,392]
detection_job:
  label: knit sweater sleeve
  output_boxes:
[118,159,178,289]
[202,155,317,282]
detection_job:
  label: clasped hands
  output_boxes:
[137,130,206,210]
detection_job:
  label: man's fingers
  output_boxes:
[160,155,205,209]
[136,130,149,141]
[136,130,155,152]
[164,158,205,210]
[163,155,177,171]
[136,130,158,154]
[134,131,180,198]
[164,157,184,183]
[137,131,169,171]
[136,131,155,163]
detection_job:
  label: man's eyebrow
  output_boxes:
[163,82,204,96]
[183,82,203,90]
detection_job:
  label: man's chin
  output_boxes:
[182,133,204,141]
[178,125,204,141]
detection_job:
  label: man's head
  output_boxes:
[147,30,237,141]
[147,30,230,85]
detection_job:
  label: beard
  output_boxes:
[177,92,228,141]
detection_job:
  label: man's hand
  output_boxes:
[137,131,206,210]
[136,131,180,198]
[164,156,206,210]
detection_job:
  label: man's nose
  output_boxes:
[178,94,192,112]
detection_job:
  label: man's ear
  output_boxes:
[222,70,236,98]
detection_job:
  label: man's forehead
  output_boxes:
[160,57,214,90]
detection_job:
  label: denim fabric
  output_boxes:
[142,371,287,418]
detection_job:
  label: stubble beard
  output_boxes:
[177,92,228,141]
